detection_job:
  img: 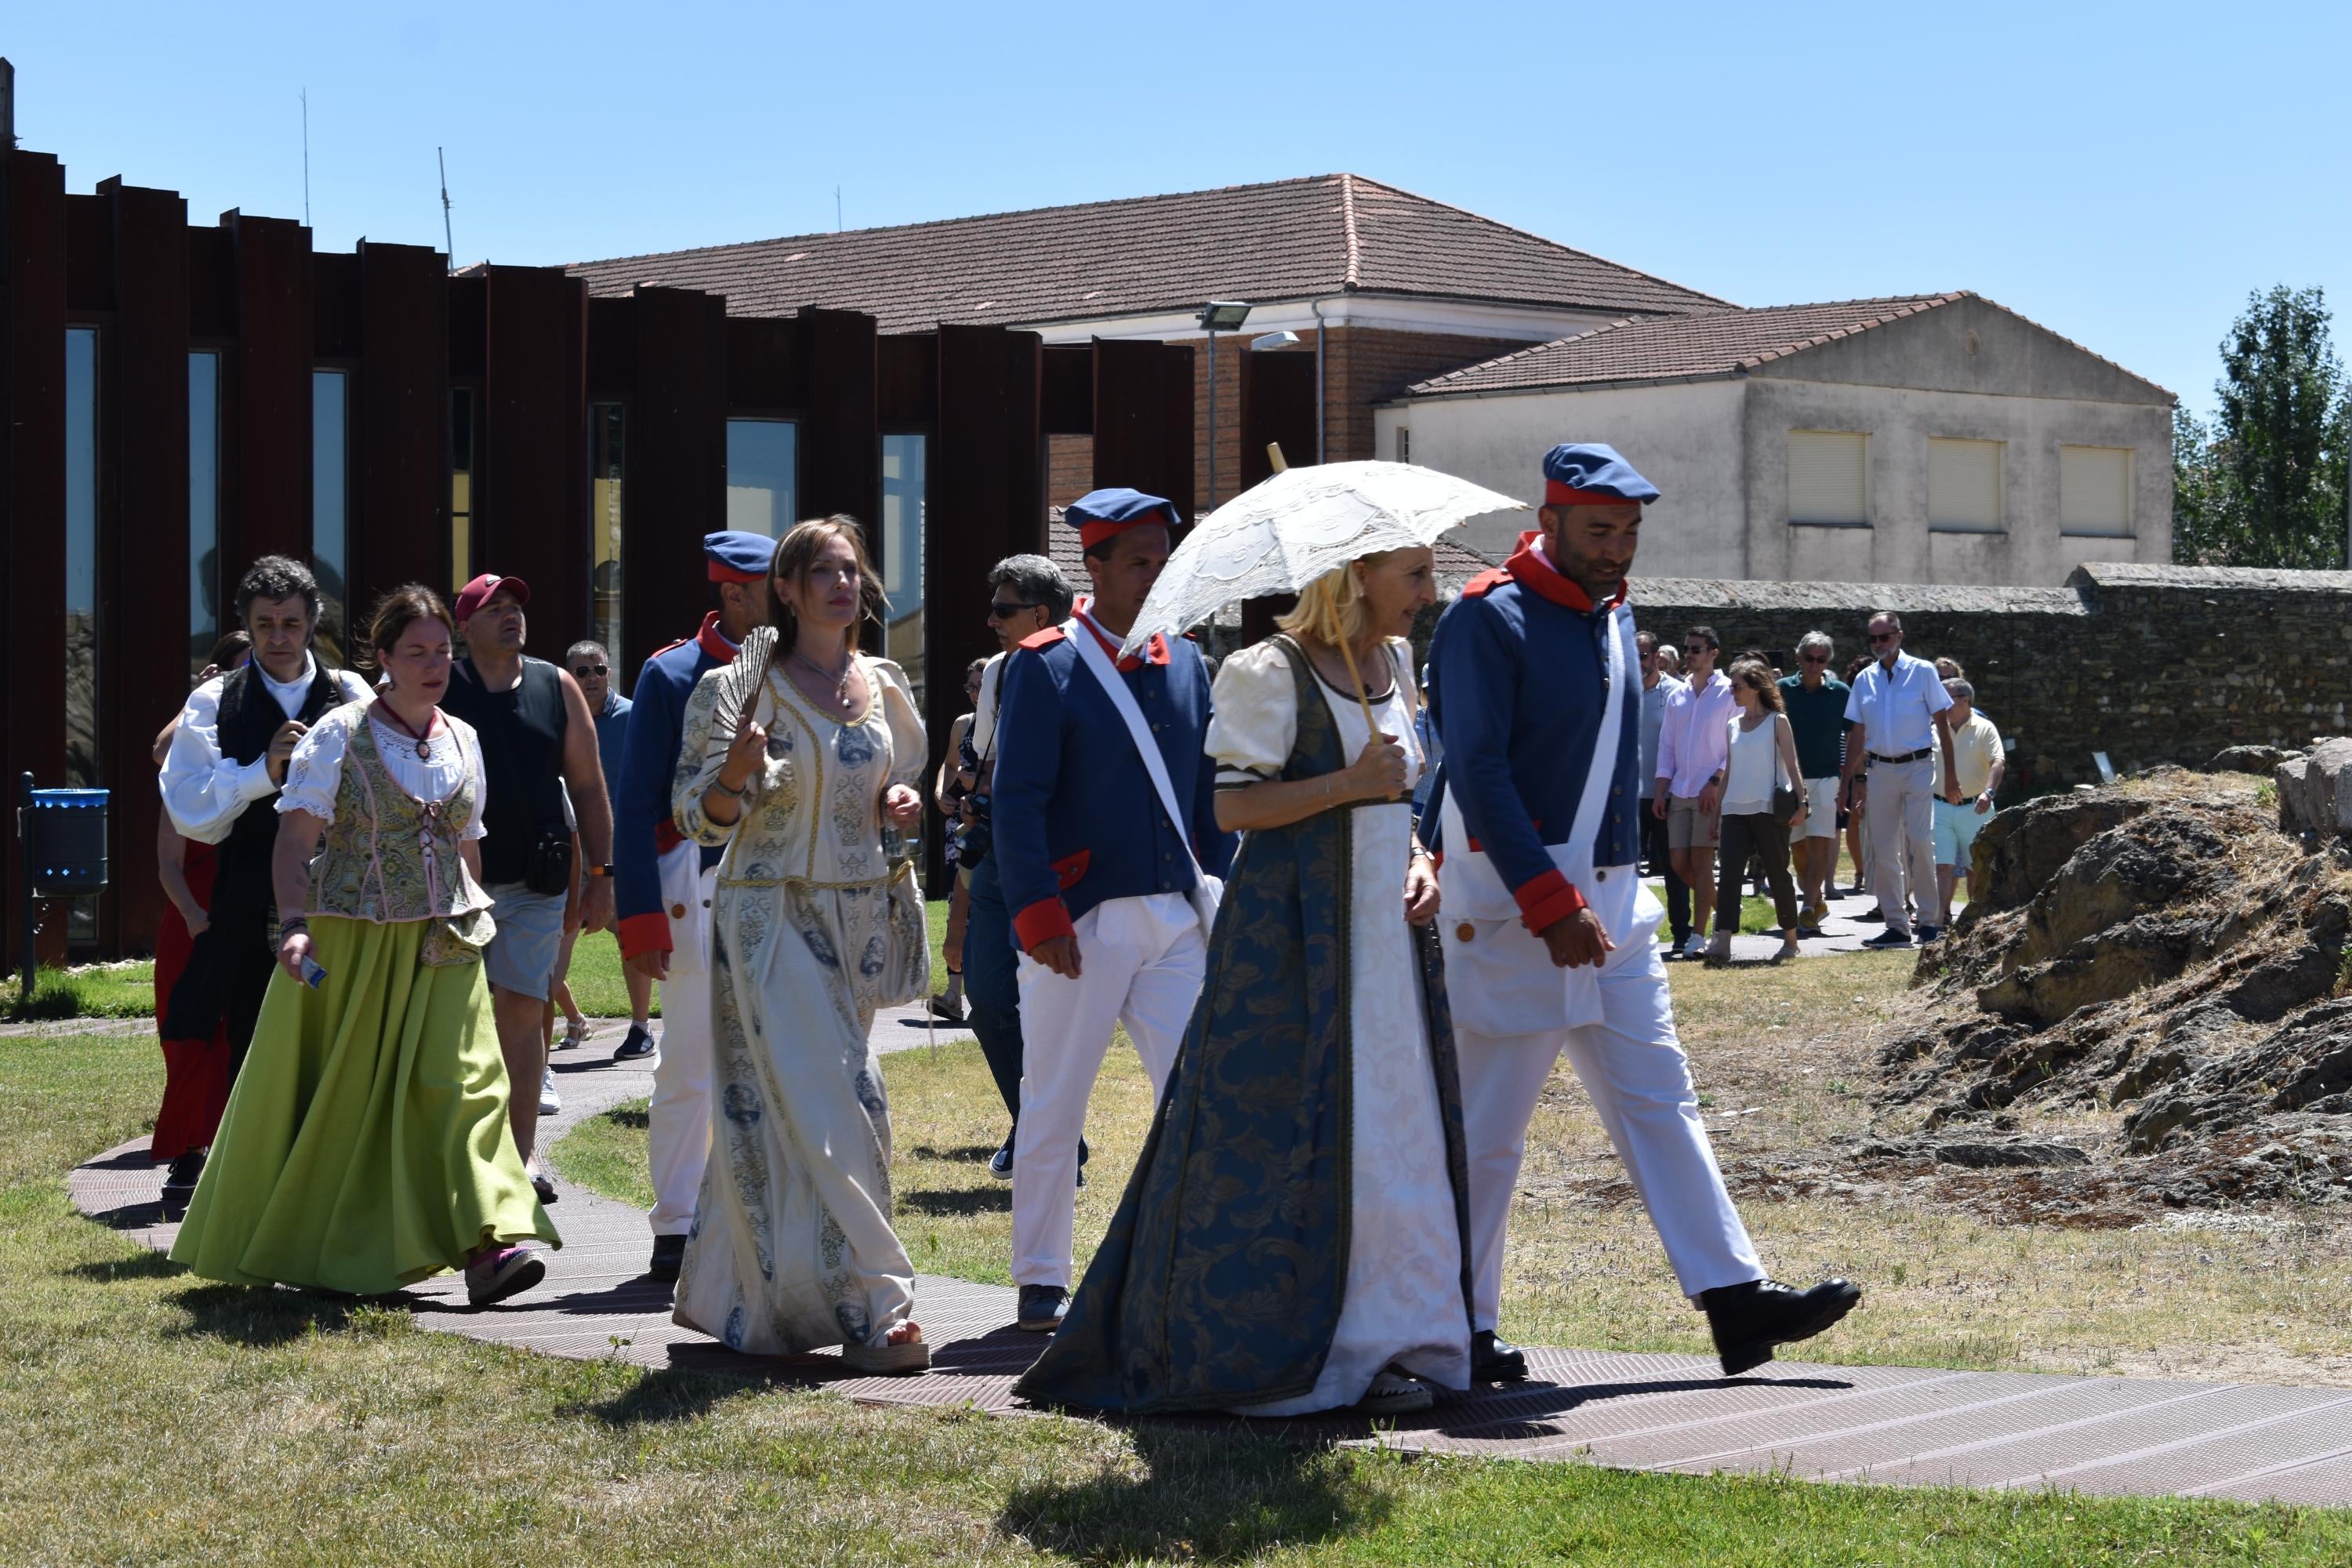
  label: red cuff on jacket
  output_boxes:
[1013,898,1076,953]
[617,911,674,960]
[1514,868,1589,935]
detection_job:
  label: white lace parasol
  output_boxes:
[1119,461,1527,656]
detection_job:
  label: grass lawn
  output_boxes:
[9,1034,2347,1563]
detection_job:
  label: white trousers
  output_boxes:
[1454,931,1762,1325]
[1867,755,1938,938]
[646,856,718,1238]
[1011,891,1205,1288]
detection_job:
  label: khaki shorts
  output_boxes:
[1667,793,1719,850]
[1802,777,1842,840]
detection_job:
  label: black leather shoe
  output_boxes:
[159,1149,205,1218]
[1017,1284,1069,1332]
[1471,1329,1528,1382]
[648,1233,687,1284]
[1700,1277,1862,1377]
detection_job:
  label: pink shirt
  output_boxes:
[1655,670,1736,797]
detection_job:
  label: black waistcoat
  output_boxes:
[442,655,569,885]
[213,659,348,910]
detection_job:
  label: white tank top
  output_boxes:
[1720,713,1784,817]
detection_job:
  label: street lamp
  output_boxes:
[1198,300,1252,510]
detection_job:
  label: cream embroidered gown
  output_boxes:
[669,654,931,1355]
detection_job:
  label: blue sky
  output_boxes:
[13,2,2344,416]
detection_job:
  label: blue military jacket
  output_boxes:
[615,613,733,959]
[990,614,1237,952]
[1423,532,1643,931]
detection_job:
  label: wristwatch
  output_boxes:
[586,864,615,878]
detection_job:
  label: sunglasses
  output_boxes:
[987,600,1040,620]
[1682,644,1711,654]
[1868,632,1897,644]
[1799,652,1829,664]
[572,663,608,677]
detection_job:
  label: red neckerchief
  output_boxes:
[1073,607,1169,673]
[696,611,739,664]
[1504,531,1629,613]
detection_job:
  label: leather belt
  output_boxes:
[1868,748,1933,765]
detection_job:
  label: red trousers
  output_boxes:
[151,844,230,1162]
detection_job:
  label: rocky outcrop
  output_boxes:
[2275,739,2352,840]
[2210,744,2301,775]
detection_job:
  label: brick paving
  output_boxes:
[66,1019,2352,1504]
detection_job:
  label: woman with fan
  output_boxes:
[667,517,935,1373]
[1018,543,1476,1417]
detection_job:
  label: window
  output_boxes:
[311,371,350,665]
[590,402,625,667]
[450,389,476,594]
[2060,445,2132,536]
[726,419,799,537]
[65,328,100,791]
[1788,430,1867,525]
[1927,438,2002,533]
[881,432,927,713]
[1395,426,1410,463]
[189,352,222,680]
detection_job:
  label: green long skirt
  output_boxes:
[169,916,558,1294]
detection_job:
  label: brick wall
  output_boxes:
[1179,325,1534,511]
[1628,563,2352,794]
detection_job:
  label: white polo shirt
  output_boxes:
[1842,651,1952,757]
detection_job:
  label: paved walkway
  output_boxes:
[66,1019,2350,1505]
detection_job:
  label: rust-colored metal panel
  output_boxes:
[103,179,194,954]
[1158,342,1196,523]
[622,286,728,683]
[2,151,71,963]
[586,296,635,393]
[804,307,878,532]
[187,227,237,339]
[1092,338,1195,522]
[728,315,801,409]
[928,323,1040,884]
[64,192,113,311]
[1241,349,1316,490]
[354,241,449,608]
[481,265,588,656]
[877,332,935,427]
[448,273,487,378]
[1040,344,1092,434]
[225,211,314,568]
[312,252,361,359]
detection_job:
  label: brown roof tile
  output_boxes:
[1402,295,1968,396]
[567,175,1725,332]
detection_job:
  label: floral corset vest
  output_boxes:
[305,705,497,963]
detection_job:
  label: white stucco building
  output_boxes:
[1375,293,2176,586]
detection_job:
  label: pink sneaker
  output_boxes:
[466,1245,545,1307]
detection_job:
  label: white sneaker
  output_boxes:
[539,1068,561,1116]
[1679,933,1708,960]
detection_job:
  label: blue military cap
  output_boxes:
[703,530,775,583]
[1066,488,1181,547]
[1541,443,1660,506]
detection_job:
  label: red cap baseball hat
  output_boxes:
[455,573,531,622]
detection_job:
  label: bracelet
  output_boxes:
[710,775,747,800]
[277,917,310,944]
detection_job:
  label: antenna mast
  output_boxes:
[300,89,311,227]
[438,147,455,265]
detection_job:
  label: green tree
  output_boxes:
[2174,285,2352,568]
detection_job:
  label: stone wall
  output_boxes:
[1628,562,2352,793]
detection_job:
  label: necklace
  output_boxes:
[793,648,857,711]
[374,699,439,761]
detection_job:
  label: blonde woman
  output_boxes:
[1018,544,1475,1418]
[668,517,934,1374]
[1708,659,1806,964]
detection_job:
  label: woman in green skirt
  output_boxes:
[171,585,558,1305]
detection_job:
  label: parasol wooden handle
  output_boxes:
[1266,442,1289,473]
[1334,632,1384,761]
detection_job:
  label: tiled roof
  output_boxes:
[1045,510,1496,608]
[1403,295,1969,396]
[568,176,1726,332]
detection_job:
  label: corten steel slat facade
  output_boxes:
[0,142,1198,961]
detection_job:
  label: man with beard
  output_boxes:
[1425,444,1860,1381]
